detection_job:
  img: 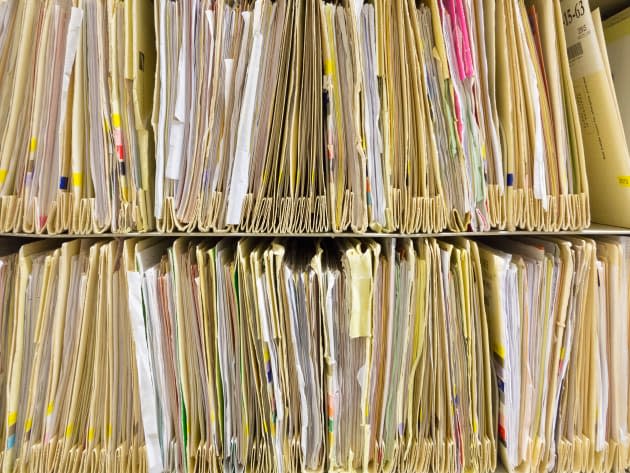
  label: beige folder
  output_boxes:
[595,238,630,471]
[0,0,39,233]
[170,238,206,471]
[562,1,628,228]
[453,237,497,473]
[45,240,100,472]
[0,248,17,470]
[70,0,114,234]
[320,1,368,234]
[126,0,156,232]
[418,1,466,232]
[404,1,447,233]
[2,240,62,473]
[21,2,81,235]
[199,241,226,472]
[12,246,60,470]
[235,239,270,473]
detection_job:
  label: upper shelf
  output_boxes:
[1,224,629,239]
[592,0,629,17]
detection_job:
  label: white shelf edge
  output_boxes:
[0,223,628,239]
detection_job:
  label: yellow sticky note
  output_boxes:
[0,169,7,184]
[72,173,82,187]
[7,412,17,426]
[46,403,54,415]
[65,424,73,438]
[494,342,506,360]
[88,428,95,441]
[24,418,32,432]
[112,113,121,128]
[30,138,37,153]
[618,176,630,187]
[324,59,334,75]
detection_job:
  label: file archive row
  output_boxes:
[0,235,628,473]
[0,0,592,234]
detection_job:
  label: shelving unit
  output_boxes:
[0,0,629,472]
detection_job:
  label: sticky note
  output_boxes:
[324,59,334,75]
[618,176,630,187]
[72,172,82,187]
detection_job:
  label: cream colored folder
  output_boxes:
[320,2,368,234]
[359,3,392,232]
[556,238,597,473]
[562,1,630,228]
[125,237,166,473]
[21,2,82,235]
[170,238,208,472]
[127,0,156,232]
[453,237,497,473]
[604,7,630,148]
[57,240,104,472]
[235,239,269,473]
[0,0,39,232]
[0,248,16,471]
[18,246,63,470]
[0,1,82,234]
[2,240,62,473]
[418,1,467,232]
[595,238,630,471]
[404,239,431,473]
[71,0,114,234]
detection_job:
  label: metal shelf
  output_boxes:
[0,223,628,239]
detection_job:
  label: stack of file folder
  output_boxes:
[479,236,630,473]
[0,0,599,234]
[0,0,155,234]
[0,239,147,473]
[562,2,630,228]
[0,235,628,473]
